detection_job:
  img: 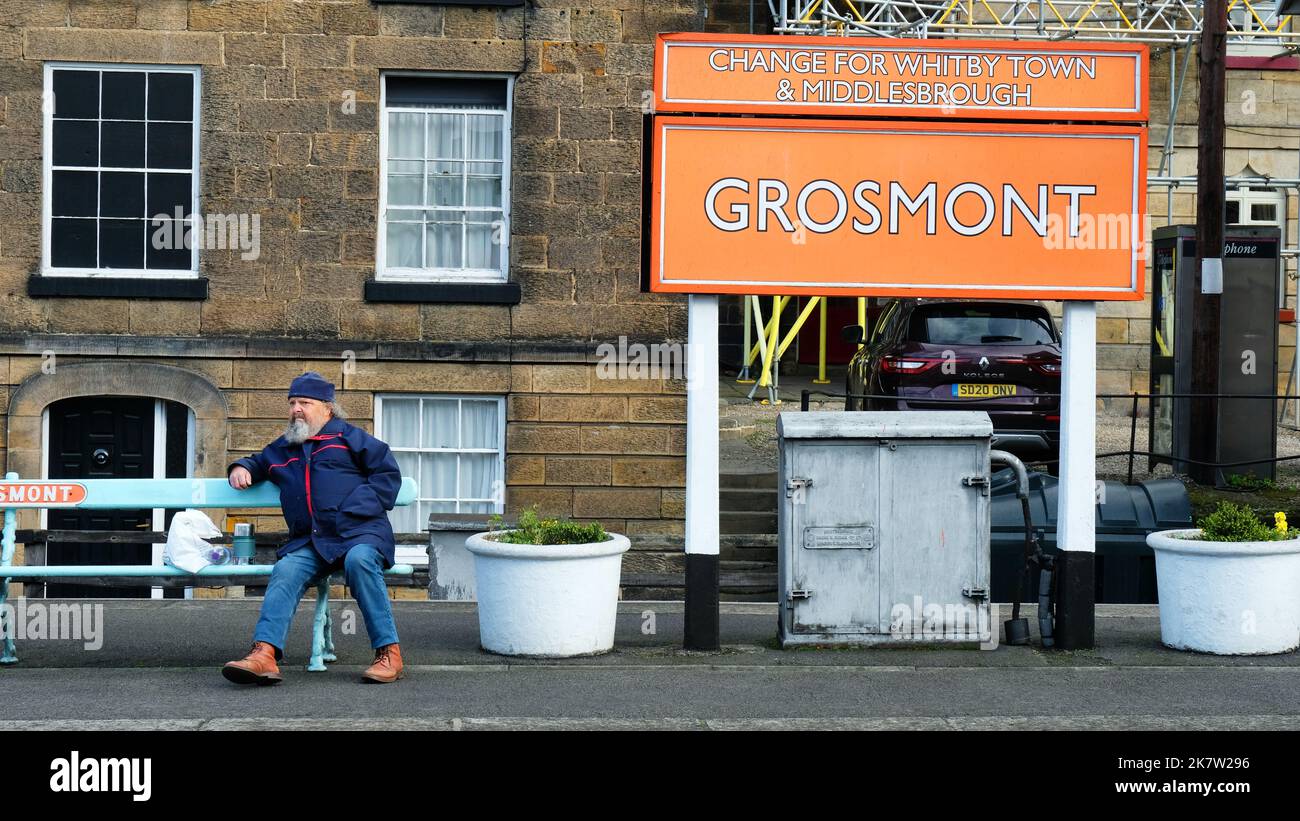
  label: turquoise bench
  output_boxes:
[0,472,418,670]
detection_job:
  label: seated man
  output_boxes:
[222,372,405,685]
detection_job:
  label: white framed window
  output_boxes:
[41,62,200,278]
[1226,184,1288,308]
[374,394,507,535]
[377,72,512,283]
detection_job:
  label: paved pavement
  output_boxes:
[2,600,1299,730]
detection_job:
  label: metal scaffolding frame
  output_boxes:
[767,0,1299,45]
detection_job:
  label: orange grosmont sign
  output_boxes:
[647,116,1146,300]
[654,33,1147,121]
[0,482,87,507]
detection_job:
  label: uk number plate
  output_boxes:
[952,383,1016,398]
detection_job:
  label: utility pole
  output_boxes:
[1192,0,1227,485]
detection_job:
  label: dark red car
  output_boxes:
[843,299,1062,467]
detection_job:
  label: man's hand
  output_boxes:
[229,466,253,490]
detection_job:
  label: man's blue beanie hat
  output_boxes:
[289,372,335,402]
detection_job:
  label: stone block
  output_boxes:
[507,423,581,454]
[545,456,612,485]
[24,28,224,64]
[506,454,546,485]
[572,487,660,519]
[579,424,669,455]
[539,395,627,422]
[530,364,591,393]
[612,456,685,487]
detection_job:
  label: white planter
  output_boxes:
[464,531,631,657]
[1147,529,1300,655]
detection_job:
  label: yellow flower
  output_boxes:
[1275,512,1288,534]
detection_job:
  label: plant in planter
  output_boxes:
[1147,501,1300,655]
[464,507,631,658]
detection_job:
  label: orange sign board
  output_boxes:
[648,116,1146,300]
[0,482,87,507]
[655,33,1147,122]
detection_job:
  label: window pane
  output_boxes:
[467,115,502,160]
[459,453,497,500]
[52,171,98,217]
[387,502,419,534]
[386,160,423,206]
[1226,201,1241,223]
[429,113,463,158]
[146,172,191,219]
[50,219,97,267]
[144,220,191,269]
[385,221,421,268]
[101,72,146,120]
[465,220,498,270]
[382,399,421,447]
[426,214,463,269]
[53,120,98,167]
[466,164,501,208]
[394,451,419,484]
[100,121,145,168]
[427,500,457,515]
[1252,202,1278,222]
[422,453,458,499]
[99,219,145,269]
[423,399,458,448]
[388,112,424,158]
[53,70,100,119]
[462,501,496,515]
[461,401,499,449]
[147,72,194,121]
[426,161,462,207]
[146,122,192,169]
[100,172,145,218]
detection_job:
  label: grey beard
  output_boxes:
[283,418,321,445]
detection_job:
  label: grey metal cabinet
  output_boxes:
[777,412,994,647]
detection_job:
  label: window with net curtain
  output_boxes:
[381,75,509,281]
[378,395,505,533]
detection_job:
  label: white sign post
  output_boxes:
[684,294,721,650]
[1055,301,1098,648]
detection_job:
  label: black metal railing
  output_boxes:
[799,389,1300,485]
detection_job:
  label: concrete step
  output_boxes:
[720,487,777,512]
[721,511,777,534]
[720,470,777,491]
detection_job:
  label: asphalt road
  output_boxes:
[2,601,1298,730]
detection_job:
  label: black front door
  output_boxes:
[45,397,157,597]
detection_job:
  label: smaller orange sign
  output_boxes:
[0,482,88,507]
[655,33,1147,122]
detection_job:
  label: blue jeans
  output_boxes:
[252,544,399,656]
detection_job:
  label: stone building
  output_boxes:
[2,1,1297,602]
[0,0,762,599]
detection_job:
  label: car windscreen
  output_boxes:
[909,306,1057,345]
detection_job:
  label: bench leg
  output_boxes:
[0,579,15,665]
[308,579,330,671]
[1,505,15,664]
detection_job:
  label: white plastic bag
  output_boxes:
[163,510,225,573]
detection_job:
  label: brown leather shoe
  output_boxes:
[361,643,404,683]
[222,641,283,686]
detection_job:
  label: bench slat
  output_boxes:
[0,564,415,579]
[6,477,418,510]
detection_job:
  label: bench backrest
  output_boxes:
[0,475,418,510]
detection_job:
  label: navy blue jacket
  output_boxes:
[227,417,402,568]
